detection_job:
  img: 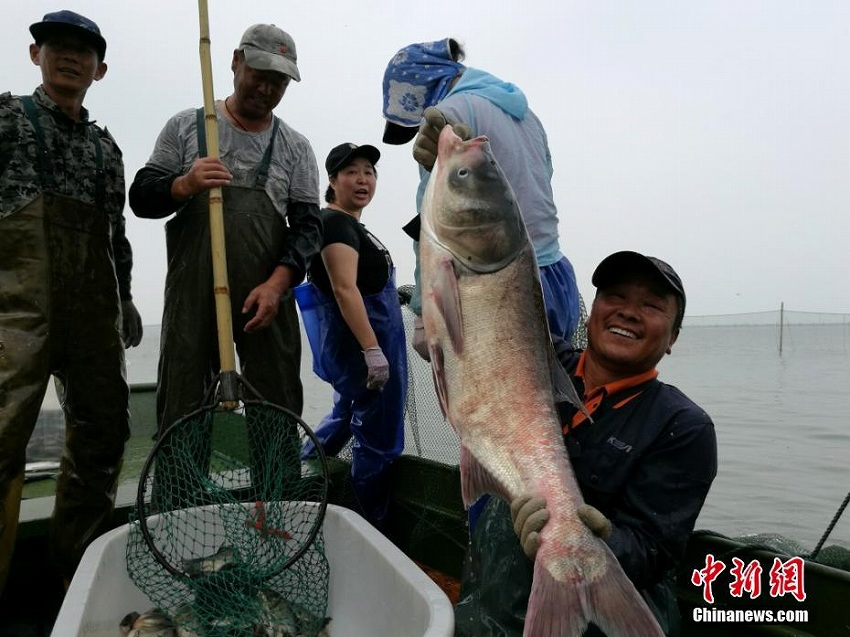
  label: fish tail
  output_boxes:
[584,561,666,637]
[524,555,665,637]
[524,560,589,637]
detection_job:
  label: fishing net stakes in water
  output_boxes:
[126,377,331,637]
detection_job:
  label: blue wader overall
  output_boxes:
[296,274,407,530]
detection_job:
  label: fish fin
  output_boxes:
[524,550,665,637]
[524,560,590,637]
[433,256,464,355]
[584,556,666,637]
[431,344,450,421]
[459,445,507,506]
[551,353,593,423]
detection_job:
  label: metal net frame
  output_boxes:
[126,384,331,637]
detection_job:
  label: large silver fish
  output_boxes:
[418,126,664,637]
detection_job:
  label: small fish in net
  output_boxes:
[125,398,331,637]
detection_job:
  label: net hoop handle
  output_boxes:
[134,399,330,579]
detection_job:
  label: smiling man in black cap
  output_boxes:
[0,9,141,592]
[454,251,717,637]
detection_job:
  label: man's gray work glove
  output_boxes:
[363,346,389,391]
[412,315,430,362]
[121,299,143,348]
[412,106,473,171]
[510,494,550,559]
[578,503,612,541]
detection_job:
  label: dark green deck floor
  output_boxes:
[5,455,850,637]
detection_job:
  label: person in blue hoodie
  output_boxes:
[381,37,580,360]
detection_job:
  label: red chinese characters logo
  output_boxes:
[729,557,763,599]
[691,554,806,603]
[769,556,806,602]
[691,554,726,603]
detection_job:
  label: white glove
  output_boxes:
[363,346,389,391]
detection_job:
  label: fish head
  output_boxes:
[124,608,176,636]
[119,612,140,636]
[422,125,526,273]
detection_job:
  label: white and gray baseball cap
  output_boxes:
[238,24,300,82]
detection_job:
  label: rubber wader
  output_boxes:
[0,97,129,588]
[151,112,302,508]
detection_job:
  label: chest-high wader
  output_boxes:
[0,96,128,585]
[294,265,408,530]
[153,109,303,504]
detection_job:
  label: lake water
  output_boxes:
[31,314,850,552]
[658,322,850,551]
[396,318,850,552]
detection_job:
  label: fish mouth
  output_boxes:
[608,326,638,339]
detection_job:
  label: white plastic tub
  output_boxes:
[51,504,454,637]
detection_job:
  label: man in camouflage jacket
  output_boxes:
[0,10,141,592]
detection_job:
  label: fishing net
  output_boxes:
[571,294,588,349]
[126,381,331,637]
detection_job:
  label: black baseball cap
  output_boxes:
[325,143,381,175]
[30,10,107,61]
[592,251,686,327]
[382,121,419,145]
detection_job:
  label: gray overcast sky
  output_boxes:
[5,1,849,326]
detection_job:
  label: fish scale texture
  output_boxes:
[420,128,664,637]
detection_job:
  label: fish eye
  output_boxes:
[457,168,470,178]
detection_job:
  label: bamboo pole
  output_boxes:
[198,0,238,405]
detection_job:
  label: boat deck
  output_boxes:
[4,451,850,637]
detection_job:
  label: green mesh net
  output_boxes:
[126,395,330,637]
